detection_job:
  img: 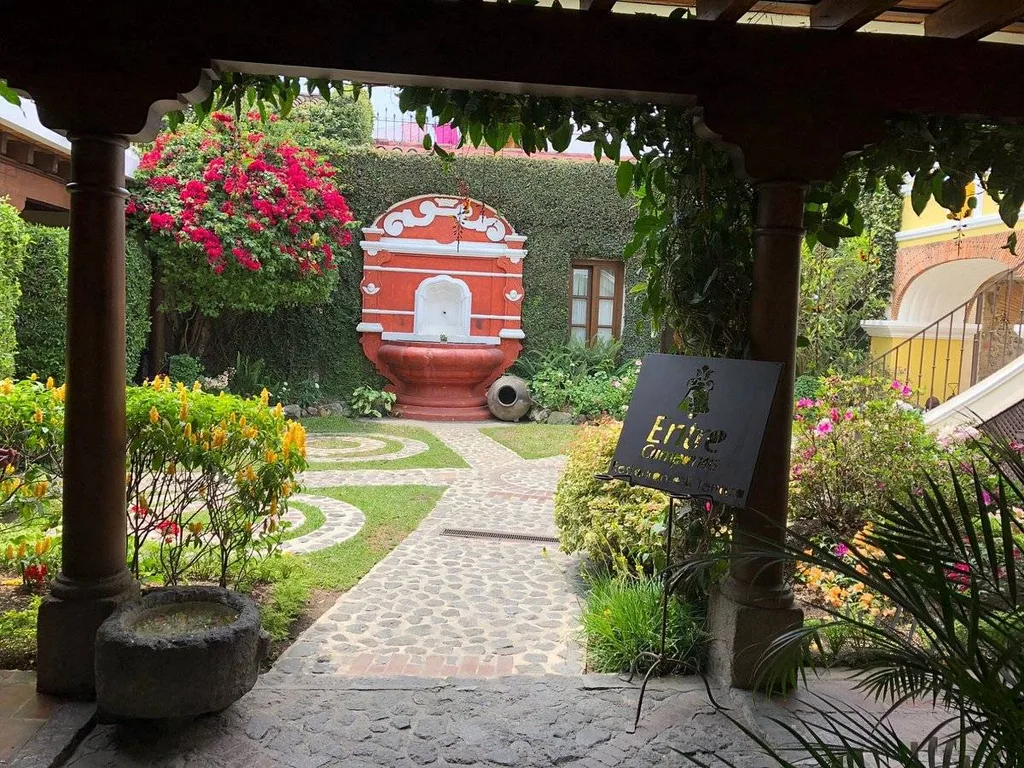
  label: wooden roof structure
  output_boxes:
[587,1,1024,40]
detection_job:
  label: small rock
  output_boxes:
[528,407,550,423]
[283,404,301,420]
[546,411,574,425]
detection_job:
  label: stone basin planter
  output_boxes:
[95,586,269,720]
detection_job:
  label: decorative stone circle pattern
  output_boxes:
[306,433,429,464]
[282,495,367,554]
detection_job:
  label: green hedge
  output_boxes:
[14,225,152,382]
[0,200,29,377]
[206,149,656,396]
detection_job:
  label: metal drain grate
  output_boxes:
[440,527,560,544]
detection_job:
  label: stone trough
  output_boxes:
[95,586,269,720]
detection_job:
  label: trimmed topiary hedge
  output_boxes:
[205,148,656,396]
[0,200,28,377]
[14,225,152,382]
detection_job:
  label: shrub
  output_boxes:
[349,386,395,418]
[0,200,28,377]
[128,111,355,317]
[579,574,704,674]
[228,353,266,398]
[0,596,40,669]
[167,354,204,385]
[125,377,307,588]
[0,377,64,526]
[13,227,151,381]
[530,355,639,419]
[793,374,822,402]
[788,375,943,540]
[554,420,668,575]
[275,379,320,408]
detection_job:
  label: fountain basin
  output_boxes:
[377,341,508,421]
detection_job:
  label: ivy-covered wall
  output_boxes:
[14,225,151,382]
[205,149,654,397]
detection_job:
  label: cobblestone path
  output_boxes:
[268,422,581,683]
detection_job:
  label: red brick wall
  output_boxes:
[0,157,69,211]
[892,230,1023,317]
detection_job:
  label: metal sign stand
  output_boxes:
[595,472,712,732]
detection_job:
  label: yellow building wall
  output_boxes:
[868,336,972,407]
[899,186,1013,247]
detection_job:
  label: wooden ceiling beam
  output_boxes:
[810,0,899,31]
[925,0,1024,40]
[579,0,617,11]
[695,0,757,23]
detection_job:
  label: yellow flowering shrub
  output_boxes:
[126,376,306,587]
[0,376,64,526]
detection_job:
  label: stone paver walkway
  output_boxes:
[269,422,580,682]
[63,673,954,768]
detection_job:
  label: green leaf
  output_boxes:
[422,134,434,151]
[0,80,20,106]
[910,170,933,216]
[615,161,635,198]
[796,335,810,348]
[549,122,572,153]
[998,193,1021,229]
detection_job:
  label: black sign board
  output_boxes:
[609,354,781,505]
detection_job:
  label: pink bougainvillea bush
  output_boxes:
[127,111,356,316]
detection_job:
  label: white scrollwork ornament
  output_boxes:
[362,282,381,295]
[505,289,522,302]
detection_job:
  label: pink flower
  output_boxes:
[830,408,841,422]
[147,212,175,232]
[815,419,833,436]
[891,379,903,392]
[791,464,803,479]
[844,410,855,421]
[833,543,849,557]
[796,398,814,409]
[982,490,994,507]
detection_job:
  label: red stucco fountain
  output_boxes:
[357,194,525,420]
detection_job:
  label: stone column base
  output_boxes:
[36,582,139,699]
[706,586,803,690]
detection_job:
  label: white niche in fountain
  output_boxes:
[410,275,475,343]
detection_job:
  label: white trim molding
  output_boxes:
[499,328,525,339]
[861,319,981,339]
[356,322,384,333]
[364,265,520,279]
[360,237,528,260]
[470,314,521,321]
[362,309,414,316]
[381,331,500,346]
[376,196,514,242]
[894,213,1008,245]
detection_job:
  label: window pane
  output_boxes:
[596,327,613,341]
[599,268,616,298]
[573,268,590,296]
[571,298,588,325]
[598,298,614,326]
[570,326,588,342]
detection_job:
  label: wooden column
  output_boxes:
[708,181,806,689]
[726,181,806,605]
[36,134,138,699]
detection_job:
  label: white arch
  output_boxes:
[898,258,1008,323]
[414,275,472,337]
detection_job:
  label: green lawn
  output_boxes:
[301,416,468,470]
[257,484,446,639]
[283,500,326,540]
[480,424,577,459]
